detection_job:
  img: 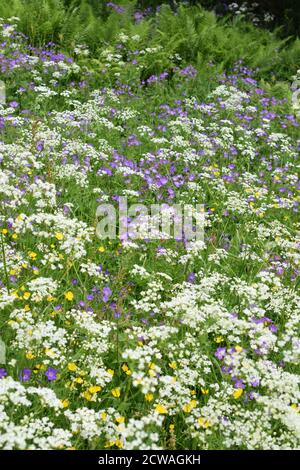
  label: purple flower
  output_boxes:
[276,267,284,276]
[63,204,70,214]
[102,287,112,302]
[127,134,140,146]
[19,368,31,382]
[36,141,44,151]
[187,272,196,283]
[106,2,125,13]
[234,379,245,389]
[0,368,7,379]
[215,347,226,360]
[45,367,57,381]
[134,11,144,23]
[251,377,260,387]
[229,311,238,319]
[269,324,278,333]
[179,65,197,78]
[9,101,19,108]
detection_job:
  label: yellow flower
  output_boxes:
[201,388,209,395]
[104,441,114,448]
[74,377,84,384]
[155,404,168,414]
[68,362,77,372]
[101,412,107,421]
[115,439,123,449]
[98,246,105,253]
[116,416,125,424]
[183,403,192,413]
[61,399,70,408]
[121,364,131,375]
[198,417,210,429]
[169,424,175,431]
[12,233,18,240]
[145,393,154,402]
[235,345,243,353]
[24,304,30,312]
[45,348,55,358]
[233,388,243,399]
[183,400,197,413]
[88,385,102,394]
[28,251,37,259]
[214,336,223,343]
[55,232,64,240]
[23,292,31,300]
[169,361,177,369]
[111,387,121,398]
[1,228,8,235]
[26,351,35,360]
[64,291,74,301]
[107,369,114,376]
[82,391,93,401]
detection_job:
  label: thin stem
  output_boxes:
[0,232,10,295]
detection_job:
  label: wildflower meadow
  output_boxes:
[0,0,300,452]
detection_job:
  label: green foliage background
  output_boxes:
[0,0,298,84]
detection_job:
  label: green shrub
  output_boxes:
[0,0,298,82]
